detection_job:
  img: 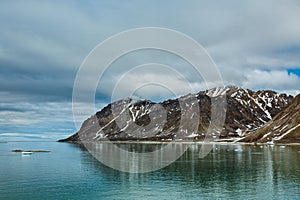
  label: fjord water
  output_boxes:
[0,142,300,199]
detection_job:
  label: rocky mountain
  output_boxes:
[240,94,300,143]
[59,86,293,143]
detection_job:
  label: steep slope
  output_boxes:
[60,94,212,142]
[240,94,300,143]
[59,87,293,142]
[205,86,291,121]
[203,86,293,136]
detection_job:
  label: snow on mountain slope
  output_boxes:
[204,86,293,136]
[59,86,293,142]
[240,94,300,143]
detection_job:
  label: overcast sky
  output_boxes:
[1,0,300,141]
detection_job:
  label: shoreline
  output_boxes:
[2,140,300,146]
[58,140,300,146]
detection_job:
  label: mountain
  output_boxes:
[239,94,300,143]
[58,86,293,143]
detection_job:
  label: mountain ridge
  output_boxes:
[239,94,300,143]
[59,86,295,143]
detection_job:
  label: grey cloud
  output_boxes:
[0,0,300,139]
[1,0,300,103]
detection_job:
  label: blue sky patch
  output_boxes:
[287,68,300,77]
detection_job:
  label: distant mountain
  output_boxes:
[58,86,293,143]
[240,94,300,143]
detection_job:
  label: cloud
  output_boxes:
[242,70,300,93]
[0,132,72,141]
[1,0,300,102]
[0,0,300,140]
[0,101,77,140]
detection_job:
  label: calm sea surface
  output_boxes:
[0,142,300,200]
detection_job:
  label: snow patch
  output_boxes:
[274,124,300,141]
[187,133,198,138]
[261,132,272,140]
[236,128,243,136]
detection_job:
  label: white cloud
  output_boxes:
[1,0,300,95]
[242,70,300,93]
[0,101,77,140]
[1,0,300,139]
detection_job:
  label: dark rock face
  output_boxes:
[204,87,293,137]
[240,94,300,143]
[58,86,293,142]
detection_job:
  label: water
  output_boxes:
[0,142,300,199]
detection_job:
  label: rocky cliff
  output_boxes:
[59,86,293,143]
[240,94,300,143]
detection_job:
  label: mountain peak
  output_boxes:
[204,85,239,97]
[59,86,294,143]
[240,92,300,143]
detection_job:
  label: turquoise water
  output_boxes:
[0,142,300,199]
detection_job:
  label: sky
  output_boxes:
[1,0,300,141]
